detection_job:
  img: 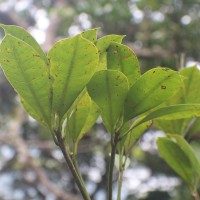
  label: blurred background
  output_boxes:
[0,0,200,199]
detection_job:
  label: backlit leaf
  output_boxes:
[48,34,98,121]
[124,67,182,121]
[0,35,51,127]
[81,28,99,43]
[87,70,129,133]
[0,24,48,64]
[96,35,125,71]
[67,93,100,142]
[107,42,140,86]
[155,66,200,136]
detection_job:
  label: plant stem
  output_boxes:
[192,191,200,200]
[117,169,124,200]
[72,142,85,186]
[117,151,126,200]
[55,130,91,200]
[108,133,118,200]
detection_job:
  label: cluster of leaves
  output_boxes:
[0,24,200,199]
[155,67,200,196]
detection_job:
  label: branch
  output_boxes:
[1,107,81,200]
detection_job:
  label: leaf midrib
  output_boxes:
[8,37,50,126]
[59,37,79,118]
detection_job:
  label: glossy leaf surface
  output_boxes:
[87,70,129,133]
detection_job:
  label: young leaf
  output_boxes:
[81,28,99,43]
[107,42,140,86]
[0,24,48,64]
[124,67,182,121]
[67,93,100,143]
[0,35,52,127]
[118,120,152,153]
[48,34,98,120]
[79,101,100,140]
[96,35,125,54]
[96,35,125,71]
[87,70,129,133]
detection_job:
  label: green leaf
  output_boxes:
[48,34,98,120]
[96,35,125,54]
[157,135,200,189]
[124,67,182,121]
[186,118,200,139]
[107,42,140,86]
[80,101,100,140]
[81,28,99,43]
[190,141,200,164]
[0,24,48,64]
[96,35,125,71]
[118,120,152,153]
[155,66,200,136]
[136,104,200,128]
[181,66,200,104]
[171,135,200,176]
[87,70,129,133]
[0,35,51,127]
[67,93,100,142]
[157,137,194,186]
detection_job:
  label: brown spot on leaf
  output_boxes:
[33,54,40,57]
[161,85,166,89]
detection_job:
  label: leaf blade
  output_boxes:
[48,35,98,120]
[157,137,194,185]
[87,70,129,133]
[107,42,140,86]
[0,24,48,64]
[0,35,51,127]
[124,67,182,121]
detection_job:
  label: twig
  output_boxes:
[108,133,118,200]
[2,107,81,200]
